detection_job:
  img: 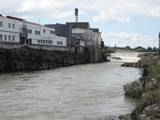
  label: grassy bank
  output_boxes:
[123,54,160,120]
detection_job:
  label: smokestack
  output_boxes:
[75,8,78,22]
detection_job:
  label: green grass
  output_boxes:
[151,61,160,81]
[130,89,160,120]
[124,54,160,119]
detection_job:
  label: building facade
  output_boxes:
[72,27,102,62]
[45,22,90,47]
[0,15,67,47]
[46,21,103,62]
[0,16,22,43]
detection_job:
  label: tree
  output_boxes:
[147,47,152,51]
[152,47,157,52]
[125,46,131,50]
[134,46,146,52]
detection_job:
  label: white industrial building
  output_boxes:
[0,15,67,47]
[0,16,21,43]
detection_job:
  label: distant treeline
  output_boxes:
[127,46,159,52]
[103,47,116,53]
[106,45,160,52]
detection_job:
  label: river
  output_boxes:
[0,51,141,120]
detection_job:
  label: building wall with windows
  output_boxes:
[0,16,22,43]
[54,36,67,47]
[26,22,66,47]
[0,16,67,47]
[26,22,55,46]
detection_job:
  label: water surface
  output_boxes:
[0,52,141,120]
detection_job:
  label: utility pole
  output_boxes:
[158,32,160,55]
[159,32,160,49]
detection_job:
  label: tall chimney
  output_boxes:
[75,8,78,22]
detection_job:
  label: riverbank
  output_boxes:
[121,53,160,120]
[0,46,93,73]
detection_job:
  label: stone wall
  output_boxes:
[0,46,90,72]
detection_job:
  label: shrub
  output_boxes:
[124,81,143,98]
[151,62,160,81]
[136,89,160,113]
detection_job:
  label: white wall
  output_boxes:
[72,28,86,34]
[26,22,66,47]
[0,16,67,47]
[0,16,22,43]
[26,22,55,46]
[92,32,102,48]
[54,36,67,47]
[72,28,94,47]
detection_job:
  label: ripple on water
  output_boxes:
[0,52,141,120]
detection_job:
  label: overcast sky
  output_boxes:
[0,0,160,48]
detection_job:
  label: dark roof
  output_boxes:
[45,22,90,29]
[6,16,24,21]
[66,22,90,29]
[44,24,55,28]
[90,28,100,33]
[45,23,66,28]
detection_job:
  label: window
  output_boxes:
[50,31,55,34]
[49,41,51,44]
[8,36,11,41]
[12,24,15,29]
[35,30,40,35]
[8,23,11,28]
[0,35,2,40]
[12,36,15,41]
[38,40,40,43]
[0,21,3,27]
[4,35,7,41]
[57,41,63,45]
[28,29,32,34]
[43,29,46,33]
